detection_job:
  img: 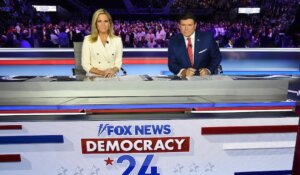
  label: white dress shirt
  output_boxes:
[183,32,195,59]
[178,32,195,76]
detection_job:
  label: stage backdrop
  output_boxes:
[0,116,298,175]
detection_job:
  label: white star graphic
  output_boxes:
[90,165,100,175]
[74,166,84,175]
[174,163,184,173]
[189,163,200,172]
[57,166,67,175]
[205,162,215,172]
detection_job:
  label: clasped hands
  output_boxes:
[91,67,118,78]
[102,68,118,78]
[182,68,210,78]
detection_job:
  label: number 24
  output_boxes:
[117,155,160,175]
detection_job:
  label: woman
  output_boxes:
[82,9,123,77]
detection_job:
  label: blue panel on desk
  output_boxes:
[0,65,299,77]
[0,65,168,76]
[122,65,168,75]
[0,105,58,110]
[214,102,296,108]
[0,49,299,76]
[0,65,74,76]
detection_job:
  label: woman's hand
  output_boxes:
[89,67,105,76]
[104,67,119,78]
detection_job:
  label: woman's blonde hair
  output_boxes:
[89,9,115,43]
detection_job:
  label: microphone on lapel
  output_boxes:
[106,41,109,44]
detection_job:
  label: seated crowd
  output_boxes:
[0,0,298,48]
[0,18,298,48]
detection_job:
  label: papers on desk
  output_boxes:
[151,75,173,81]
[25,76,56,82]
[0,76,28,82]
[118,75,145,81]
[233,75,299,80]
[85,76,119,81]
[85,75,146,81]
[0,76,58,82]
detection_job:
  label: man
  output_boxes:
[168,12,222,77]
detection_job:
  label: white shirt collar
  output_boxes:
[97,35,111,42]
[183,32,195,48]
[184,32,195,41]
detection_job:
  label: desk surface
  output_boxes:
[0,75,298,106]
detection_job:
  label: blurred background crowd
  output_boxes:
[0,0,299,48]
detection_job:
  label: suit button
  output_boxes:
[97,53,99,55]
[108,61,111,63]
[98,61,101,64]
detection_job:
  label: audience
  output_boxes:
[0,0,298,48]
[131,0,169,8]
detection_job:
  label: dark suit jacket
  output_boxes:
[168,31,222,75]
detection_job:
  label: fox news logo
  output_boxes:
[98,124,171,136]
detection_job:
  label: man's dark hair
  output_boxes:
[179,11,197,23]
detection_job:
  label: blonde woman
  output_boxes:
[82,9,123,77]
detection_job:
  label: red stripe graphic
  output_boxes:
[0,125,22,130]
[0,154,21,162]
[123,58,167,64]
[0,58,167,65]
[0,59,74,65]
[202,125,298,135]
[296,105,300,116]
[87,108,190,114]
[292,120,300,174]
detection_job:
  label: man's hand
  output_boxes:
[182,68,196,78]
[199,68,210,76]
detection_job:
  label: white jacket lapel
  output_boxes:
[95,36,109,59]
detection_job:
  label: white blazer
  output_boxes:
[81,35,123,73]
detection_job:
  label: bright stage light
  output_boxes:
[32,5,57,12]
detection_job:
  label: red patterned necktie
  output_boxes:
[187,37,193,66]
